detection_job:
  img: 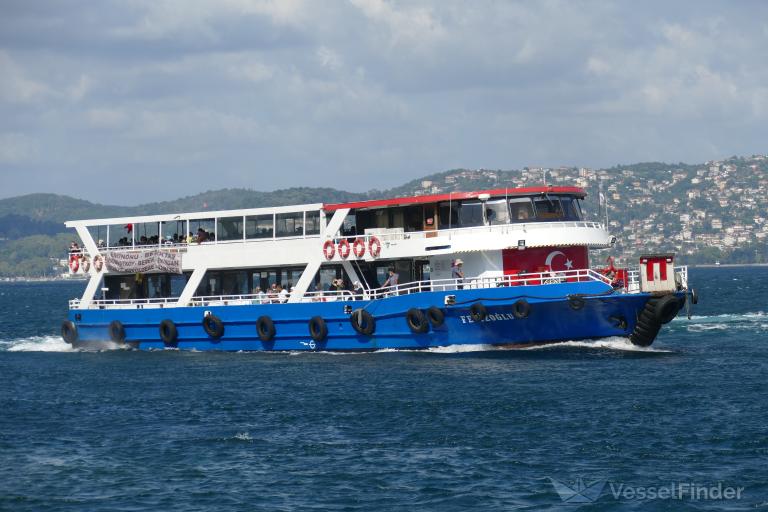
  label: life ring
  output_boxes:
[406,308,429,333]
[109,320,126,344]
[512,299,530,319]
[350,308,375,335]
[80,255,91,273]
[323,240,336,260]
[308,316,328,342]
[427,306,445,327]
[353,238,366,258]
[470,303,488,322]
[93,255,104,272]
[256,315,276,342]
[159,319,178,345]
[68,254,80,273]
[61,320,78,344]
[368,236,381,258]
[338,239,351,259]
[202,314,224,339]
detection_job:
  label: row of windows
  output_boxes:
[437,196,582,229]
[91,211,322,247]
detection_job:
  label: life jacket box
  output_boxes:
[639,253,676,293]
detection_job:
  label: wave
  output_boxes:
[1,335,74,352]
[675,311,768,332]
[519,337,674,353]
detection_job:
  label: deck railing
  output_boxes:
[69,267,618,309]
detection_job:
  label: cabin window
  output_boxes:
[458,201,484,227]
[276,212,304,237]
[559,196,583,220]
[509,198,535,222]
[217,216,244,241]
[245,214,274,239]
[533,197,565,221]
[485,199,510,225]
[438,202,460,229]
[305,211,321,235]
[160,221,187,245]
[190,219,215,242]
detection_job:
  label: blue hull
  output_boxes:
[67,281,683,351]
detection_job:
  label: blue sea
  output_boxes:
[1,267,766,511]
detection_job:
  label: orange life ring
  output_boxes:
[338,239,351,259]
[81,255,91,273]
[323,240,336,260]
[68,254,80,273]
[353,238,366,258]
[368,236,381,258]
[93,255,104,272]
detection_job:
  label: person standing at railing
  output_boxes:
[452,259,465,290]
[381,268,399,294]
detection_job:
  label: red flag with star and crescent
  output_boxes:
[502,247,588,276]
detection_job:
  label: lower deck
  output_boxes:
[65,280,689,351]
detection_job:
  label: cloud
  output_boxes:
[1,1,768,202]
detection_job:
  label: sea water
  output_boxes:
[0,268,766,511]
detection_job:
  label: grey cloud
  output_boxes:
[0,0,767,204]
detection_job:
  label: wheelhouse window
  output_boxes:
[533,197,565,221]
[276,212,304,237]
[305,211,321,235]
[458,201,484,227]
[217,216,244,241]
[509,198,535,222]
[559,196,583,220]
[438,201,459,229]
[246,214,274,239]
[484,199,510,225]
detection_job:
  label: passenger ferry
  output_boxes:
[61,186,696,351]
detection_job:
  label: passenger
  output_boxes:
[517,208,530,221]
[267,283,278,303]
[352,281,365,300]
[452,259,465,290]
[278,284,289,303]
[197,228,208,243]
[381,268,399,289]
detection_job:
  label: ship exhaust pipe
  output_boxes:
[629,294,683,347]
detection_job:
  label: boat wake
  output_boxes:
[675,311,767,332]
[0,336,73,352]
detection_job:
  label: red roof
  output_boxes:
[324,186,586,211]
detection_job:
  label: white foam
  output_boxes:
[2,335,74,352]
[521,337,674,353]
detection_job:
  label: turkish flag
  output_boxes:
[502,246,588,275]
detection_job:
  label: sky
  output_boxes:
[1,0,766,204]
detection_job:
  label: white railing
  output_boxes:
[70,268,613,309]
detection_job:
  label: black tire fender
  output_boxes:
[512,299,531,319]
[426,306,445,327]
[202,314,224,339]
[309,316,328,341]
[568,296,586,311]
[655,295,681,324]
[406,308,429,333]
[159,319,178,345]
[350,309,375,335]
[61,320,78,344]
[109,320,126,344]
[470,303,488,322]
[256,315,276,342]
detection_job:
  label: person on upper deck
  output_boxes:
[382,268,399,289]
[452,259,465,289]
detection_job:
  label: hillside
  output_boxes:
[2,154,768,276]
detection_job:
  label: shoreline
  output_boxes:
[691,263,768,268]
